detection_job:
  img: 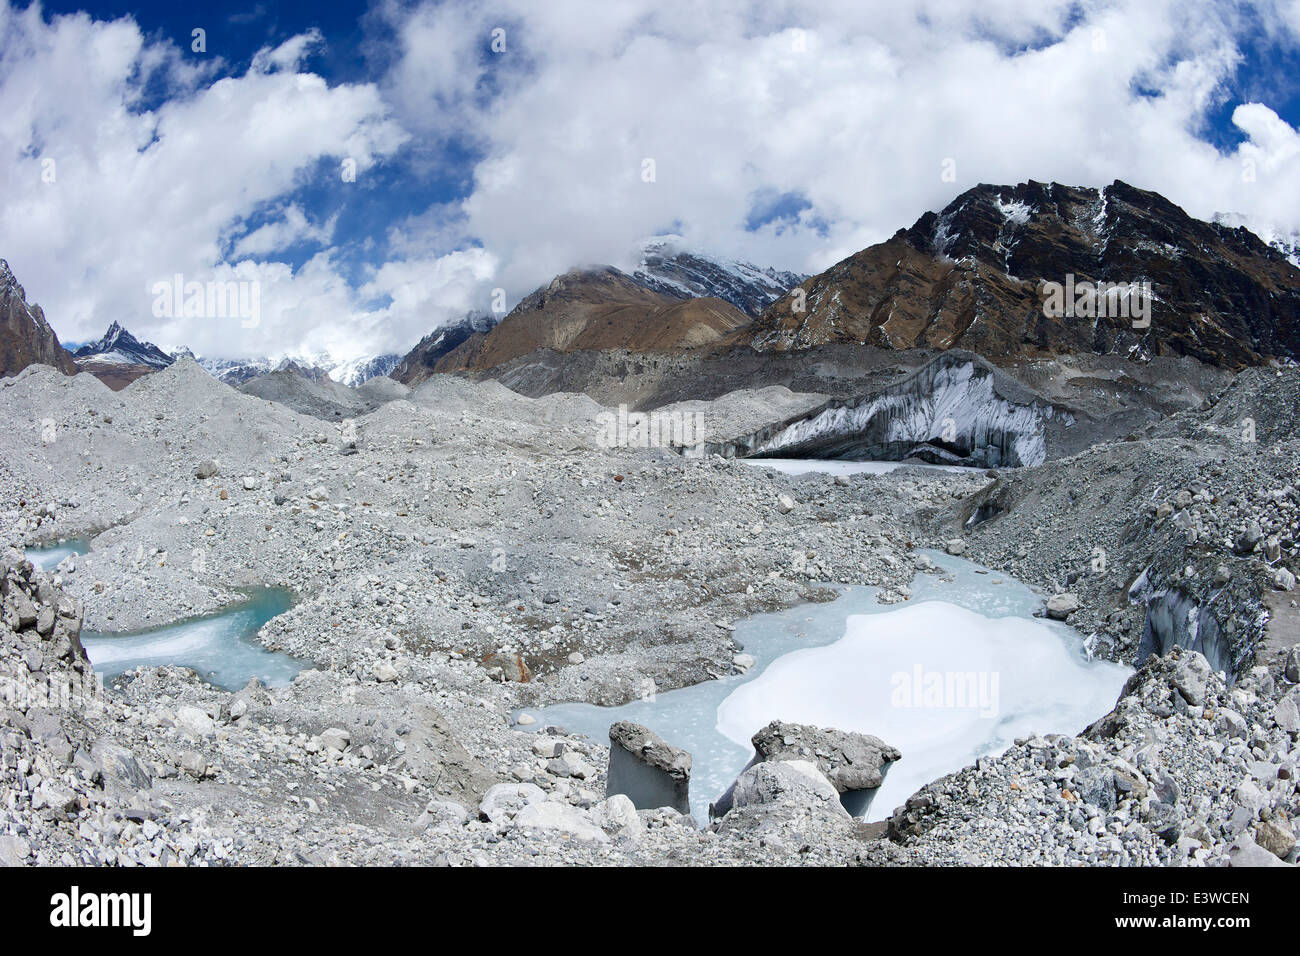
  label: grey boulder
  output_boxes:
[728,760,849,818]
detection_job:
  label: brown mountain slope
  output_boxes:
[70,360,157,390]
[0,259,76,377]
[745,180,1300,368]
[432,268,750,374]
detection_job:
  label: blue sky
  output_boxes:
[4,0,1300,364]
[38,0,475,281]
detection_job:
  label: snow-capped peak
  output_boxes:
[72,322,174,368]
[632,235,805,317]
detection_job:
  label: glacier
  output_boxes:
[705,354,1070,468]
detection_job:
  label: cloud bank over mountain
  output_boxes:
[2,0,1299,364]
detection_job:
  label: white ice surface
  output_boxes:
[716,600,1132,819]
[523,553,1132,825]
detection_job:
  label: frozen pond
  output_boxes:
[521,552,1131,824]
[82,588,307,690]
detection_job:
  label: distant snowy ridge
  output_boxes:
[71,323,397,387]
[193,350,401,387]
[632,236,805,317]
[328,353,401,386]
[1213,211,1300,268]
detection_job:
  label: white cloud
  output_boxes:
[229,205,338,259]
[3,0,1299,367]
[0,3,408,360]
[388,0,1300,302]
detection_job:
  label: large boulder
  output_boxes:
[477,782,546,826]
[753,720,901,791]
[91,740,152,794]
[481,651,531,683]
[512,801,608,843]
[1170,651,1212,706]
[1045,592,1080,620]
[711,720,900,818]
[173,704,216,739]
[606,722,691,814]
[1226,829,1293,867]
[0,835,31,867]
[413,799,469,832]
[728,760,849,818]
[590,794,644,841]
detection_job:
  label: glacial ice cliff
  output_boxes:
[705,355,1069,468]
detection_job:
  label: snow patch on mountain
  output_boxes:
[994,197,1033,226]
[632,236,804,317]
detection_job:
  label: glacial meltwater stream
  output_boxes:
[79,588,305,690]
[522,551,1132,824]
[25,539,304,691]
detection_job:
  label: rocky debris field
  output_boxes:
[0,358,978,702]
[937,366,1300,677]
[0,557,880,866]
[0,357,1296,866]
[870,647,1300,866]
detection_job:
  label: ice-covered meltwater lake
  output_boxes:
[522,552,1132,824]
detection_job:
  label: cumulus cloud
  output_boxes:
[393,0,1300,296]
[2,0,1299,365]
[0,3,406,360]
[228,205,338,259]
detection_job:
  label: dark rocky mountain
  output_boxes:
[746,180,1300,369]
[393,245,802,385]
[0,258,76,377]
[1213,212,1300,269]
[69,321,175,390]
[631,238,804,317]
[391,311,498,385]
